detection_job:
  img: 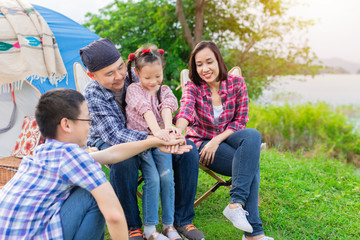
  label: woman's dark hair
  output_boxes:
[188,41,228,86]
[35,88,85,139]
[127,44,165,103]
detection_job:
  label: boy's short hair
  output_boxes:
[35,88,85,139]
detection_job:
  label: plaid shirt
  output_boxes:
[85,70,149,146]
[0,139,107,240]
[126,83,178,133]
[174,74,249,148]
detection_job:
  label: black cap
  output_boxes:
[80,38,121,72]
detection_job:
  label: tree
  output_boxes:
[84,0,320,99]
[84,0,190,84]
[175,0,205,49]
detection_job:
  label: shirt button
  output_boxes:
[216,129,220,132]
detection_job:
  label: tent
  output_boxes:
[0,3,99,157]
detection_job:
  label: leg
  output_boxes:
[141,150,161,226]
[202,129,264,235]
[244,170,264,237]
[227,128,261,205]
[173,140,204,240]
[172,139,199,227]
[95,139,142,230]
[61,187,105,240]
[153,149,174,225]
[203,129,261,204]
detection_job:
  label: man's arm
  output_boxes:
[90,182,128,240]
[90,137,192,165]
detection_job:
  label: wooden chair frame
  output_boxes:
[194,164,232,207]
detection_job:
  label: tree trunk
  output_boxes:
[193,0,206,46]
[176,0,195,48]
[239,38,256,64]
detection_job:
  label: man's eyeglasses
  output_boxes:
[68,118,93,125]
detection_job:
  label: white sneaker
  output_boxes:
[242,235,274,240]
[223,204,253,233]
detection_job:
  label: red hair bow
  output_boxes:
[128,53,135,61]
[158,49,164,56]
[141,49,151,55]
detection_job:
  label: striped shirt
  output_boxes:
[174,74,249,148]
[126,83,178,133]
[84,70,149,146]
[0,139,107,240]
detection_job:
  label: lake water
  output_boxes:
[256,74,360,130]
[257,74,360,106]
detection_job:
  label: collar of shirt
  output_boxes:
[91,79,115,101]
[199,78,229,96]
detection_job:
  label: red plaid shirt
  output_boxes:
[174,74,249,148]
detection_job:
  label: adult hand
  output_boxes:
[158,134,187,154]
[158,142,192,154]
[167,132,187,153]
[154,129,171,141]
[199,139,220,166]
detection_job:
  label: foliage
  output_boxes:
[104,150,360,239]
[247,102,360,166]
[84,0,190,82]
[83,0,321,99]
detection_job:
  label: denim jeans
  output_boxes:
[141,148,174,225]
[199,128,264,237]
[94,139,199,229]
[60,187,105,240]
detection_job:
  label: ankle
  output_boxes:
[162,224,173,230]
[245,234,265,240]
[162,225,180,239]
[229,203,243,209]
[143,225,156,238]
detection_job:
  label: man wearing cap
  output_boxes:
[80,38,205,240]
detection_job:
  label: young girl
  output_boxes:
[126,45,181,240]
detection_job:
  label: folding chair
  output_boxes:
[74,62,92,94]
[179,66,264,207]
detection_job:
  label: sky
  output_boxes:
[29,0,360,64]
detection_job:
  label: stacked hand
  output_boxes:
[154,127,188,154]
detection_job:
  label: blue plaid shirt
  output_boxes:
[0,139,107,240]
[85,71,149,147]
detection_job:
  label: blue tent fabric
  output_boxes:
[29,4,99,94]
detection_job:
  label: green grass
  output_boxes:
[193,149,360,239]
[104,149,360,239]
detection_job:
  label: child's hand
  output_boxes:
[166,132,186,153]
[154,129,171,141]
[166,126,181,136]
